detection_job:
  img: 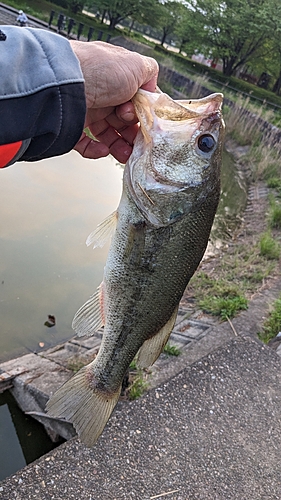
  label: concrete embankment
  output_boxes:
[0,305,218,441]
[1,320,281,498]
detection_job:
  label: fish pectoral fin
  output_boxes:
[136,306,178,369]
[86,211,117,248]
[46,365,121,447]
[72,283,105,337]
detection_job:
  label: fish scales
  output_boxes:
[46,88,224,447]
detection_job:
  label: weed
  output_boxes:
[269,198,281,229]
[163,343,181,356]
[258,296,281,343]
[266,177,281,189]
[199,294,248,320]
[259,233,280,260]
[129,359,137,370]
[66,357,88,373]
[128,373,148,400]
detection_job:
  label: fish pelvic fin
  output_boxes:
[46,364,121,447]
[72,283,105,337]
[86,211,117,248]
[136,306,179,369]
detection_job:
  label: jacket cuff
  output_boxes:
[0,27,86,163]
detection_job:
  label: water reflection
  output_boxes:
[0,151,123,361]
[0,391,59,481]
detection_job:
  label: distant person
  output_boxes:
[16,10,28,27]
[57,13,65,33]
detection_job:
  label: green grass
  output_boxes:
[199,292,248,320]
[258,296,281,343]
[163,343,181,356]
[128,373,148,400]
[259,233,280,260]
[269,196,281,229]
[266,177,281,189]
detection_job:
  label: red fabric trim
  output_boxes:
[0,141,22,168]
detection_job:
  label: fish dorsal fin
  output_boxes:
[72,283,105,337]
[86,211,117,248]
[136,306,178,369]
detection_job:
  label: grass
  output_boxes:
[258,296,281,343]
[128,372,148,400]
[266,178,281,189]
[163,343,181,356]
[259,233,280,260]
[269,197,281,229]
[191,274,248,320]
[200,295,248,320]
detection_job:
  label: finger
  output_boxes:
[74,135,109,159]
[116,102,138,124]
[106,114,139,145]
[109,139,133,164]
[141,57,159,91]
[141,73,158,93]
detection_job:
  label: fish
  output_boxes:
[46,88,224,447]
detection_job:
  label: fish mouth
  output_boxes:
[125,89,224,227]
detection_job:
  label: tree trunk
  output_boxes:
[273,70,281,95]
[161,30,167,46]
[101,10,106,24]
[129,19,134,33]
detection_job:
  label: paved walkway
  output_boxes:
[0,334,281,499]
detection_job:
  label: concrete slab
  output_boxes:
[0,353,73,440]
[1,336,281,499]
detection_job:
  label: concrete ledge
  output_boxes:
[1,337,281,499]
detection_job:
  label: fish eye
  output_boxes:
[197,134,216,153]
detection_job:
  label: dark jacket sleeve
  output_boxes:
[0,26,86,166]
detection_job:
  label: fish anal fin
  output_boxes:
[72,283,105,337]
[46,364,121,447]
[86,211,117,248]
[136,306,178,369]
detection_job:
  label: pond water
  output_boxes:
[0,151,123,363]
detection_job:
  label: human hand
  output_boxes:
[70,40,159,163]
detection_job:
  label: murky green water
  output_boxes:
[0,151,123,362]
[214,149,248,240]
[0,391,61,481]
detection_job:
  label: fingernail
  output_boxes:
[121,112,135,122]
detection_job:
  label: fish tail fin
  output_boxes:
[46,365,121,447]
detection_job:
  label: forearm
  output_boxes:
[0,26,86,166]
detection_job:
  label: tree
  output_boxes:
[191,0,277,77]
[87,0,149,30]
[174,3,205,56]
[155,1,184,46]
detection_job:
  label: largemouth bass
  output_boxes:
[46,89,224,447]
